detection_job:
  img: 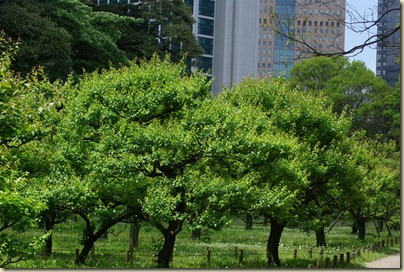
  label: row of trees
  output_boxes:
[1,31,400,267]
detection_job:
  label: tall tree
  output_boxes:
[92,0,203,63]
[0,0,139,81]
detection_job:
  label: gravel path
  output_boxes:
[364,253,401,268]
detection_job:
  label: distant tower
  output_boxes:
[186,0,260,94]
[376,0,400,86]
[211,0,260,94]
[259,0,346,78]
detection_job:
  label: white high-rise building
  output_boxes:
[211,0,260,94]
[186,0,260,95]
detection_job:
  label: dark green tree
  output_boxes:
[0,0,139,81]
[92,0,203,63]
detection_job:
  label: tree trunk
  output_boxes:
[42,212,55,255]
[377,220,383,233]
[351,222,358,234]
[157,220,182,268]
[266,218,285,267]
[76,237,97,265]
[357,219,366,241]
[315,227,326,247]
[246,214,253,230]
[385,222,392,237]
[129,219,141,248]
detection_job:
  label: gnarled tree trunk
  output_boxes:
[266,218,285,267]
[157,220,182,268]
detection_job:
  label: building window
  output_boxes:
[197,56,212,72]
[198,18,214,36]
[198,37,213,55]
[199,0,215,17]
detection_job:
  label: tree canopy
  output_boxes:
[91,0,203,63]
[289,56,398,147]
[0,0,140,81]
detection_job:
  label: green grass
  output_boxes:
[8,217,400,268]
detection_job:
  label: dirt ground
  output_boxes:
[364,253,401,268]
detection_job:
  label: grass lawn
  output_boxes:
[8,217,400,268]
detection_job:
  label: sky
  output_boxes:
[344,0,378,73]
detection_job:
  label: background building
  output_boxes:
[186,0,259,94]
[376,0,400,86]
[184,0,215,82]
[258,0,346,78]
[211,0,259,94]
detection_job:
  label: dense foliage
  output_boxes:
[290,56,400,147]
[0,38,399,268]
[0,0,203,82]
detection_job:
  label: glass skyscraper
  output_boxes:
[376,0,400,86]
[259,0,346,78]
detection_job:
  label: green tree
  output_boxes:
[92,0,203,63]
[289,57,397,146]
[345,133,400,240]
[0,35,59,267]
[58,56,211,266]
[219,76,360,266]
[289,56,347,92]
[0,0,139,81]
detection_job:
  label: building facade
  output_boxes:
[376,0,400,86]
[258,0,346,78]
[211,0,260,94]
[185,0,259,94]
